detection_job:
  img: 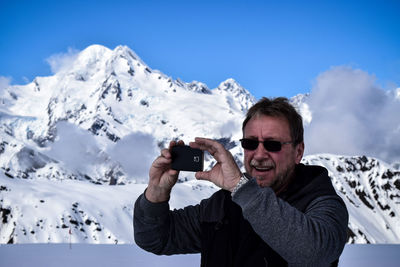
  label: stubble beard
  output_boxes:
[249,160,295,193]
[270,163,295,193]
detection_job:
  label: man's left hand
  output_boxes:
[190,137,242,192]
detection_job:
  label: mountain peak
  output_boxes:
[113,45,147,66]
[216,78,253,98]
[187,81,211,94]
[217,78,241,91]
[76,44,112,65]
[81,44,111,54]
[214,78,256,112]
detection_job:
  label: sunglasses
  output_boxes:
[240,138,293,152]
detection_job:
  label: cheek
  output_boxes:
[275,152,295,170]
[244,149,254,158]
[243,151,252,166]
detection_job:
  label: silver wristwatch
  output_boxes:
[231,173,249,197]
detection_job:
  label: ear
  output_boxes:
[294,142,304,164]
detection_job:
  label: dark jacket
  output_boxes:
[134,164,349,266]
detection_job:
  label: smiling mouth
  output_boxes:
[251,163,274,172]
[250,159,274,172]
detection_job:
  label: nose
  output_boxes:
[253,141,269,159]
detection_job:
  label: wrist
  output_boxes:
[231,173,249,196]
[145,185,171,203]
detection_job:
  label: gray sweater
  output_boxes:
[134,165,349,266]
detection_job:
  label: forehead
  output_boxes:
[244,115,291,139]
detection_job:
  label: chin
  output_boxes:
[256,180,268,187]
[254,175,275,188]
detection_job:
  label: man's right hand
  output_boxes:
[145,141,182,203]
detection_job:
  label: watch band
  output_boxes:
[231,173,249,197]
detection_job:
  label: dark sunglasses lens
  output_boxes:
[241,139,259,150]
[263,141,281,152]
[241,139,283,152]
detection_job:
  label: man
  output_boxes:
[134,97,348,266]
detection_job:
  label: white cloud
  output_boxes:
[107,132,159,182]
[0,76,12,94]
[46,47,80,74]
[219,119,240,137]
[44,122,159,182]
[305,66,400,163]
[395,88,400,100]
[46,121,104,173]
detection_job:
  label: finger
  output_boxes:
[168,140,177,149]
[193,137,213,147]
[153,155,172,167]
[168,140,185,150]
[160,148,172,159]
[191,138,219,154]
[193,138,228,162]
[195,171,211,181]
[168,169,179,176]
[177,140,185,146]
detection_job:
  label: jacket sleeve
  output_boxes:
[133,191,202,255]
[232,178,349,265]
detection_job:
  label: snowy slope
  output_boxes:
[1,44,399,244]
[302,154,400,243]
[0,172,217,244]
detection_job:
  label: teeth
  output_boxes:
[250,160,274,171]
[253,166,273,171]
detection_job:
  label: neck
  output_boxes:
[274,167,296,195]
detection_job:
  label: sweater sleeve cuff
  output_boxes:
[231,176,274,207]
[138,189,170,218]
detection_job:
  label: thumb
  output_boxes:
[195,171,211,181]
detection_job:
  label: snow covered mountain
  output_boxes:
[303,154,400,243]
[0,44,254,184]
[1,45,399,244]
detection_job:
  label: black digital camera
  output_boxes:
[171,145,204,172]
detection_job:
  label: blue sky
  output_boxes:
[1,0,399,99]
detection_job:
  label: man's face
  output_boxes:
[243,115,304,192]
